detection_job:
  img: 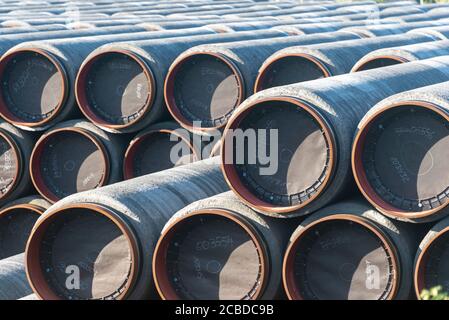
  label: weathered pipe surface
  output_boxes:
[385,11,449,23]
[26,157,229,300]
[165,31,361,133]
[414,215,449,298]
[206,17,343,33]
[0,120,36,206]
[255,33,435,92]
[409,25,449,40]
[153,191,299,300]
[76,29,289,134]
[352,81,449,223]
[123,121,203,179]
[353,40,449,72]
[30,119,128,203]
[0,195,50,259]
[178,4,283,17]
[0,27,217,131]
[139,17,265,31]
[378,6,424,17]
[221,56,449,217]
[272,21,397,36]
[0,24,68,35]
[0,253,32,300]
[343,21,445,38]
[224,5,329,18]
[276,8,365,20]
[283,199,421,300]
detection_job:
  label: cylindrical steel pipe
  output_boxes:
[0,253,32,300]
[26,157,228,300]
[0,27,217,131]
[409,26,449,40]
[283,199,420,300]
[255,33,435,92]
[352,81,449,223]
[0,24,68,35]
[165,31,361,133]
[30,119,128,203]
[271,21,397,36]
[0,120,36,206]
[343,21,445,38]
[153,191,298,300]
[414,215,449,299]
[221,56,449,217]
[76,29,289,134]
[123,121,203,179]
[0,195,50,259]
[353,40,449,72]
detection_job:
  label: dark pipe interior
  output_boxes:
[172,54,241,128]
[291,220,395,300]
[164,214,262,300]
[1,51,63,123]
[128,132,195,178]
[37,131,106,199]
[233,100,330,207]
[0,208,40,259]
[84,52,150,125]
[361,105,449,212]
[419,231,449,294]
[39,208,132,300]
[258,55,326,91]
[355,57,402,71]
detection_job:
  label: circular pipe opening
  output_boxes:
[76,50,155,130]
[165,53,244,132]
[415,226,449,298]
[153,210,268,300]
[0,203,44,259]
[255,53,330,93]
[221,97,335,214]
[30,128,110,203]
[0,129,21,201]
[0,49,68,127]
[352,103,449,219]
[123,129,198,179]
[25,204,139,300]
[352,55,408,72]
[283,215,399,300]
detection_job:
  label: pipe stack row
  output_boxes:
[0,0,448,300]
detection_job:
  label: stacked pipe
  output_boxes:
[0,0,448,301]
[254,32,437,92]
[220,56,449,217]
[164,31,361,133]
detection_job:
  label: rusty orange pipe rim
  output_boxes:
[351,54,409,72]
[352,101,449,220]
[75,49,156,130]
[221,96,336,214]
[0,48,69,128]
[282,214,400,300]
[165,52,245,132]
[0,128,22,201]
[254,52,331,93]
[123,128,200,180]
[414,225,449,299]
[25,203,140,300]
[30,127,111,203]
[152,209,269,300]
